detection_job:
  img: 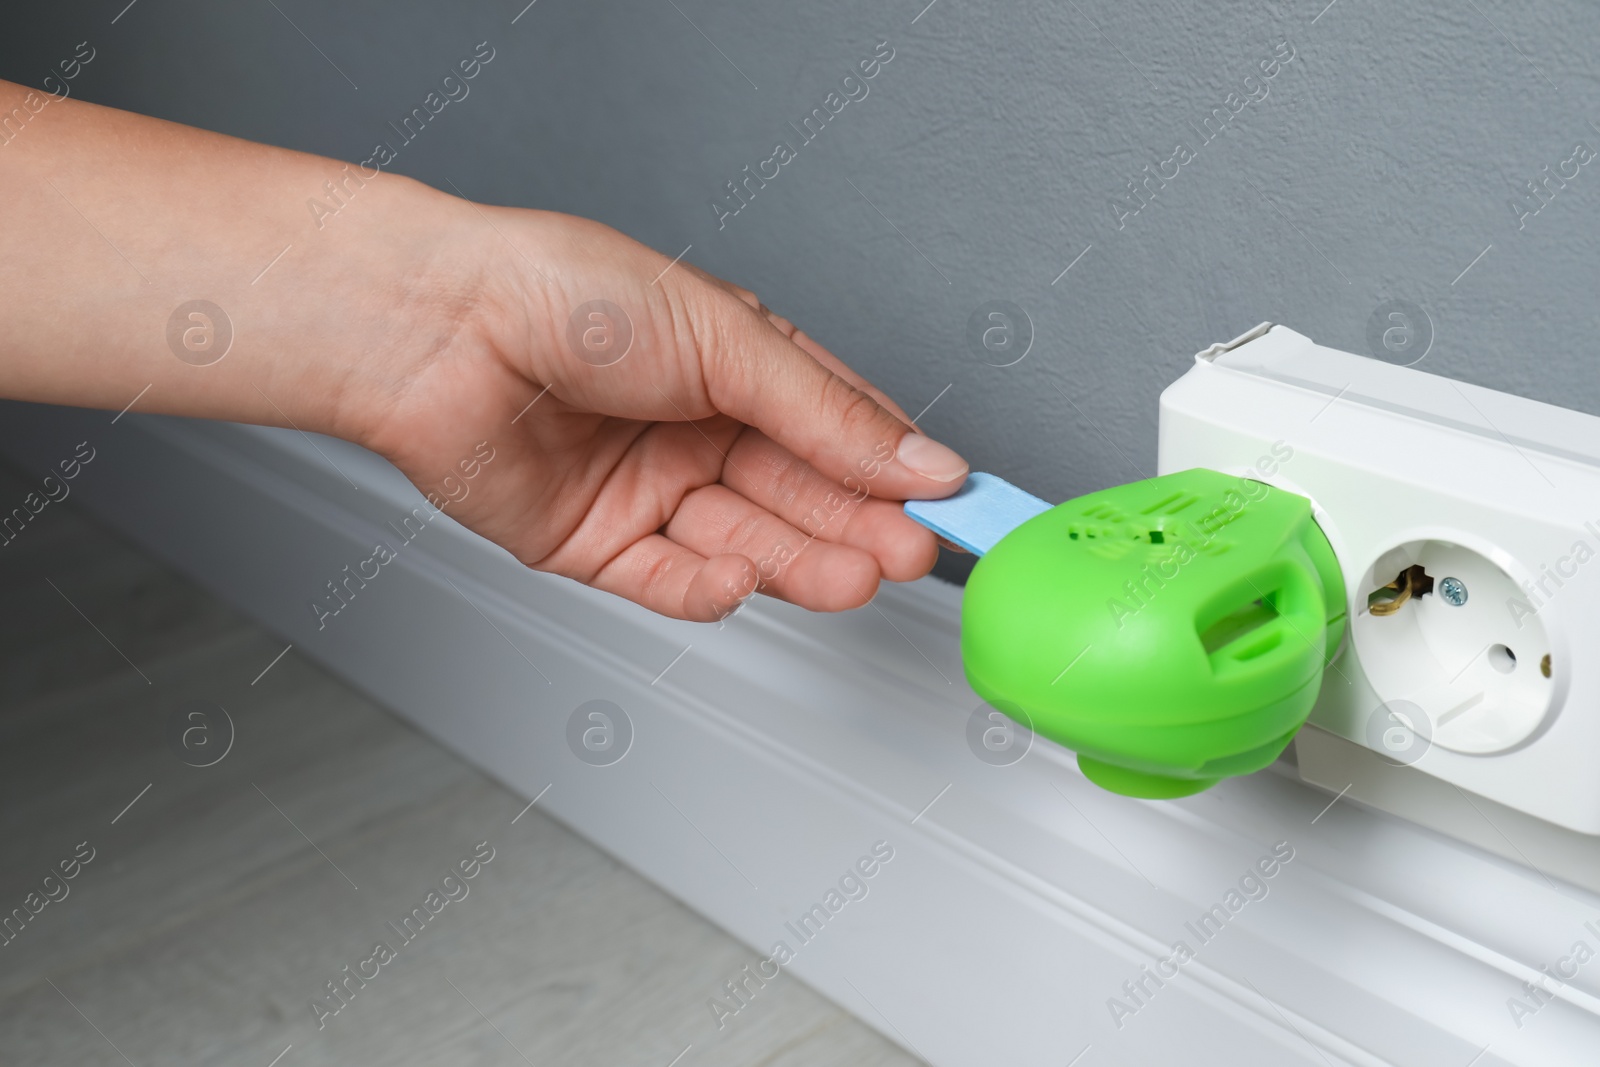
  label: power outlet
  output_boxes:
[1160,324,1600,834]
[1352,540,1553,754]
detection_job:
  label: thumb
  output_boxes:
[694,294,969,501]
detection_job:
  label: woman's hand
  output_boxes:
[348,204,969,621]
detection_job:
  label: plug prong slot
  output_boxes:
[1368,564,1435,617]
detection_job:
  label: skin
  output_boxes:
[0,79,969,621]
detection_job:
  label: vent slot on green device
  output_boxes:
[1199,597,1280,658]
[1141,491,1200,516]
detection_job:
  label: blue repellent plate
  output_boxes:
[903,472,1052,557]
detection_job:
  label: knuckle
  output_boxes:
[823,374,888,436]
[725,510,772,552]
[763,450,807,511]
[686,286,751,358]
[767,313,799,341]
[637,549,681,601]
[726,283,761,310]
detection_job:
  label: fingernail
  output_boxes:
[896,433,968,482]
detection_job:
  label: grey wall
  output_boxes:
[5,0,1598,581]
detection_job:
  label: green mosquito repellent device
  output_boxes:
[906,469,1346,798]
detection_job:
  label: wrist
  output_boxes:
[307,175,500,453]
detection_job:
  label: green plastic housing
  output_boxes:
[962,468,1346,798]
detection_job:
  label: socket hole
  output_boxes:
[1367,564,1436,616]
[1541,653,1552,678]
[1487,644,1516,674]
[1148,530,1165,544]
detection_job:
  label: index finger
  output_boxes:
[684,286,969,502]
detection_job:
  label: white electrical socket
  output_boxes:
[1352,540,1553,754]
[1160,323,1600,834]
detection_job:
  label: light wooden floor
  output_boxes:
[0,461,921,1067]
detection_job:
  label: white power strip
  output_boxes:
[1162,324,1600,834]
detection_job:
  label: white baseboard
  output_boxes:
[5,400,1600,1065]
